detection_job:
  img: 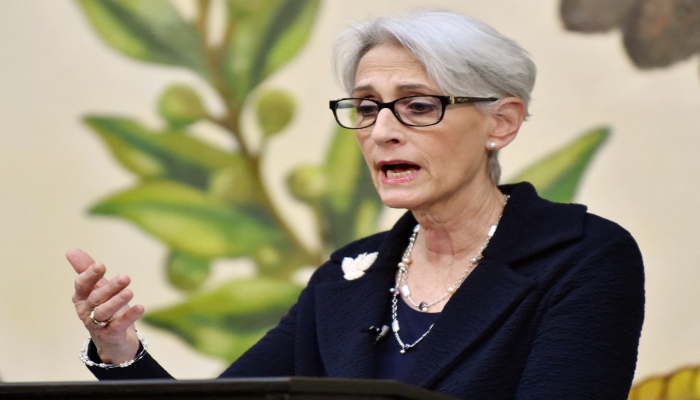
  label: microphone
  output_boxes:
[364,325,391,344]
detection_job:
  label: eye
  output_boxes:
[356,100,379,117]
[402,97,440,114]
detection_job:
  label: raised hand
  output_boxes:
[67,248,144,364]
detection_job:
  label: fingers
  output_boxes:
[69,248,110,304]
[90,284,133,322]
[73,263,109,303]
[86,273,131,308]
[107,304,145,332]
[81,280,144,332]
[72,260,137,327]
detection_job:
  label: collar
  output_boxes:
[375,181,588,266]
[485,182,587,263]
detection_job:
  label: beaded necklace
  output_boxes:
[389,195,509,354]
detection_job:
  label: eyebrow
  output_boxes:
[351,83,433,96]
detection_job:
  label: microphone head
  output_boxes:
[375,325,391,342]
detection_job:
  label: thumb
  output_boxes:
[66,248,97,274]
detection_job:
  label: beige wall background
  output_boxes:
[1,0,699,383]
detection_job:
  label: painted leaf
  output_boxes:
[90,180,284,258]
[666,368,697,399]
[627,366,700,399]
[251,0,320,85]
[321,125,384,250]
[84,116,260,197]
[143,277,302,361]
[509,127,610,203]
[75,0,207,75]
[223,0,320,98]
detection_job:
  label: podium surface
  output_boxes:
[0,377,457,399]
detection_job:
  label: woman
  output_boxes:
[68,10,645,399]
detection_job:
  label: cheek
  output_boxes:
[421,134,464,163]
[449,120,487,151]
[425,131,485,176]
[355,133,376,172]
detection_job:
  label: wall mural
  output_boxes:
[72,0,692,396]
[561,1,700,398]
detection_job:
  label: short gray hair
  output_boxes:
[332,10,537,184]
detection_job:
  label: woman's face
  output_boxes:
[353,44,497,213]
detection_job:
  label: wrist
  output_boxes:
[80,331,148,369]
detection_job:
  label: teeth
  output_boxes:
[386,169,416,178]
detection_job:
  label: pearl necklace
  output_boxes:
[389,195,509,354]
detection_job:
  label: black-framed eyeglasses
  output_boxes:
[329,95,498,129]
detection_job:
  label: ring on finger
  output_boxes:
[90,310,112,326]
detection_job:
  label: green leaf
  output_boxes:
[250,0,320,86]
[509,127,610,203]
[222,0,320,99]
[90,180,284,258]
[75,0,207,75]
[320,125,384,250]
[143,277,302,361]
[84,116,259,196]
[324,126,362,213]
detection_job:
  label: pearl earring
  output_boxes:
[488,142,497,150]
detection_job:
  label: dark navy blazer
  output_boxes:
[90,182,645,399]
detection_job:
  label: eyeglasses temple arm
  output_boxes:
[451,96,499,104]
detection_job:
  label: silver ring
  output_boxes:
[90,310,112,326]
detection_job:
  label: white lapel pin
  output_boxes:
[341,252,378,280]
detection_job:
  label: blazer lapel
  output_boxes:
[406,259,536,387]
[404,182,584,386]
[314,213,415,378]
[314,269,393,378]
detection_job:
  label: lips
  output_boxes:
[379,161,420,181]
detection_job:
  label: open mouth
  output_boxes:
[382,163,420,179]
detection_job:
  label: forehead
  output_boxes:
[353,44,438,95]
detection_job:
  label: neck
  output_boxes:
[393,187,508,313]
[411,184,505,262]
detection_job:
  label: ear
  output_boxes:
[485,97,525,151]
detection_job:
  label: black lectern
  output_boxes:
[0,377,457,399]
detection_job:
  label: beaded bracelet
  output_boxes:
[79,331,148,369]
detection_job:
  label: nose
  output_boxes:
[369,108,404,145]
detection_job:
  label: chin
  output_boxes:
[381,200,409,210]
[377,191,421,210]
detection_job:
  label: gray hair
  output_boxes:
[332,10,537,184]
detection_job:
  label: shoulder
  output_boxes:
[583,210,637,247]
[494,182,643,281]
[498,181,640,253]
[579,212,643,278]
